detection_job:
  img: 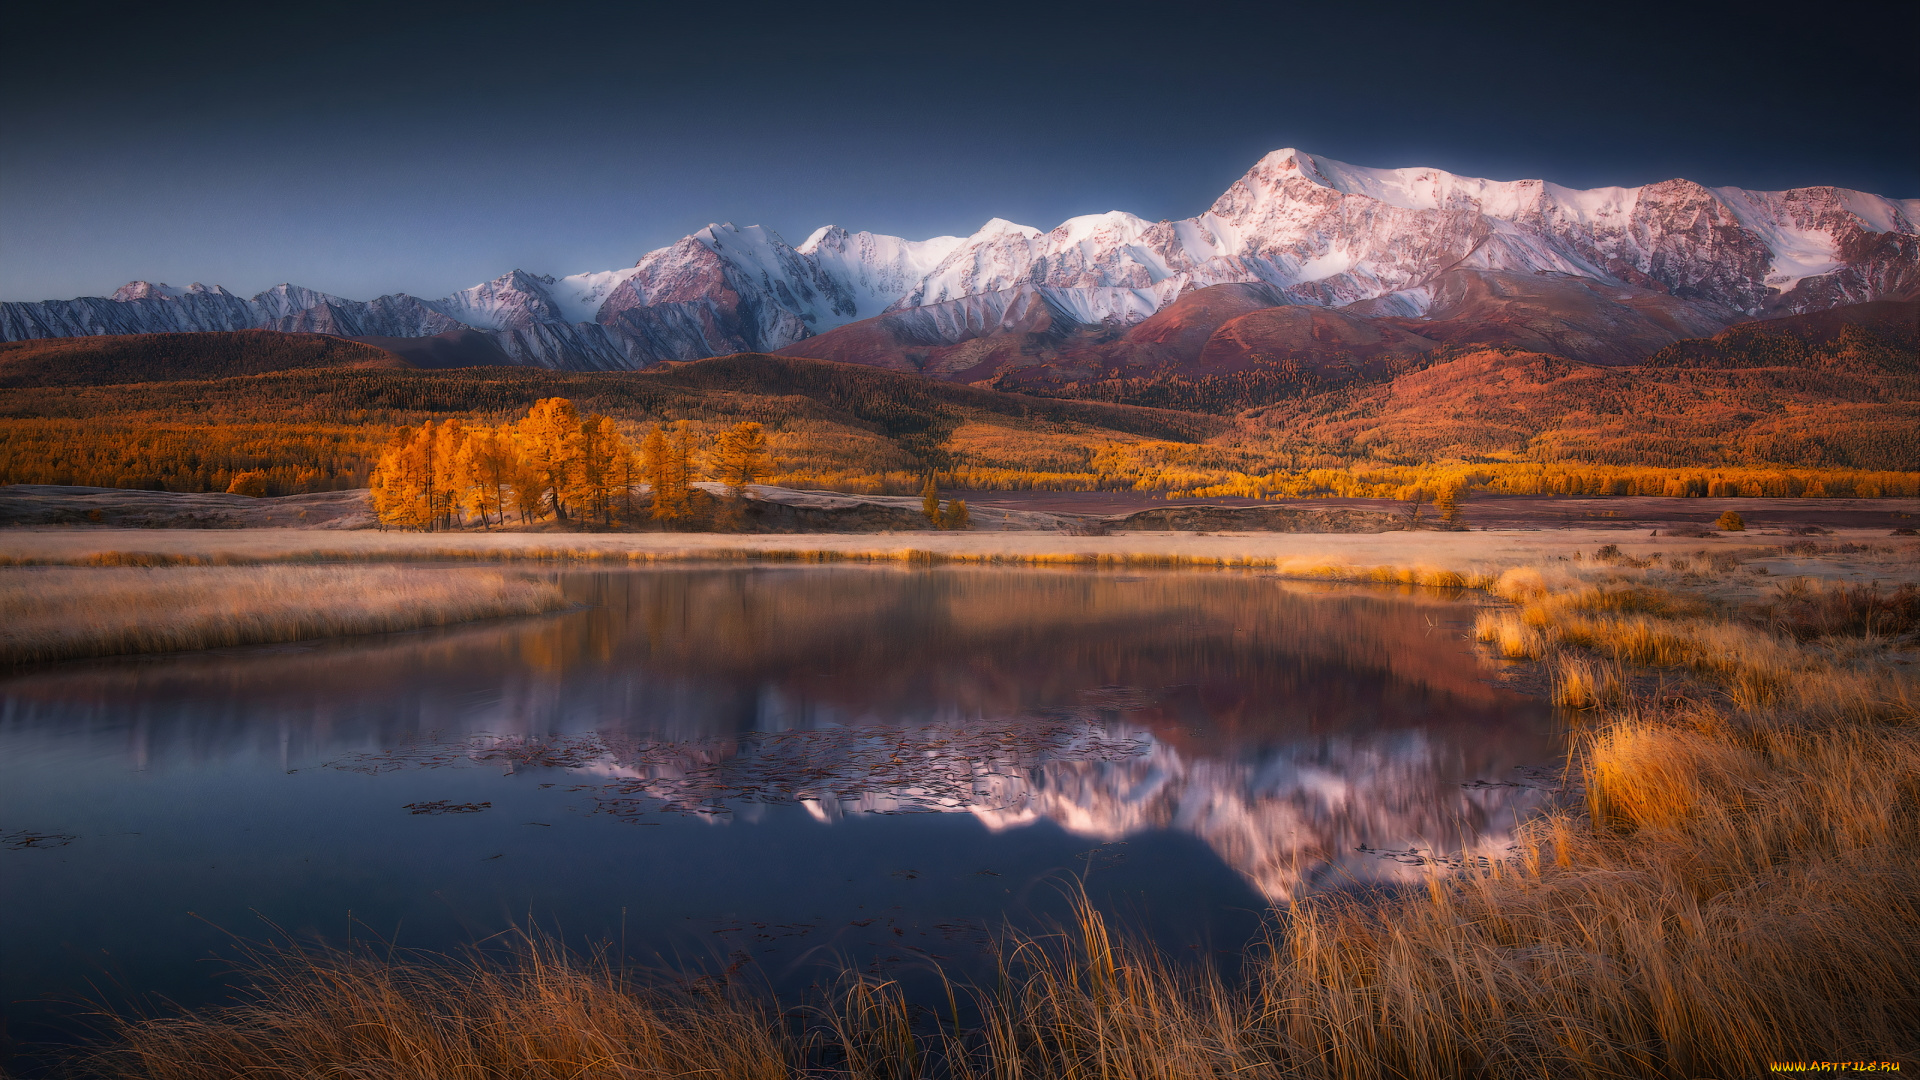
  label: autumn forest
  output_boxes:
[2,317,1919,531]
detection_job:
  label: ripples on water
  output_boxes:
[0,567,1560,1047]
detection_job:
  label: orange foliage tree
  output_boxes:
[369,398,642,532]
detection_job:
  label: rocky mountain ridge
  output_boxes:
[5,150,1914,373]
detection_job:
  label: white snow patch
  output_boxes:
[1039,285,1175,325]
[1291,248,1353,283]
[554,266,642,324]
[800,226,964,323]
[1053,210,1149,245]
[1713,187,1848,290]
[1349,285,1434,318]
[1538,182,1641,226]
[972,217,1044,240]
[1292,151,1545,218]
[1841,191,1911,234]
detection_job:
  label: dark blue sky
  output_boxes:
[4,0,1912,303]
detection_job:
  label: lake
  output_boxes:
[0,566,1559,1063]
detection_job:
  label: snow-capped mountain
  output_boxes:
[5,149,1914,370]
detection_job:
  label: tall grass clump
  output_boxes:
[1551,654,1627,710]
[1753,577,1920,641]
[88,938,795,1080]
[0,566,567,664]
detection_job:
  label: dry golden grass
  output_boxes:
[57,536,1920,1076]
[1754,577,1920,641]
[955,555,1920,1075]
[1551,654,1628,710]
[89,939,794,1080]
[0,565,567,664]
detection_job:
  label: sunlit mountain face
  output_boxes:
[6,150,1912,375]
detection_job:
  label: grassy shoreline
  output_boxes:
[2,523,1913,580]
[0,565,569,665]
[19,530,1919,1075]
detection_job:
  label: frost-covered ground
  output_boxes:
[3,523,1916,594]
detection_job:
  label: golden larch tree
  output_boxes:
[370,424,435,530]
[714,421,770,497]
[566,413,629,526]
[644,424,694,524]
[457,425,517,528]
[516,398,582,522]
[430,419,469,530]
[712,421,769,530]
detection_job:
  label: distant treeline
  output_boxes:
[1643,319,1918,373]
[2,337,1918,501]
[0,419,379,494]
[0,330,401,388]
[0,354,1224,496]
[1165,462,1920,503]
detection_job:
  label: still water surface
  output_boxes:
[0,567,1558,1051]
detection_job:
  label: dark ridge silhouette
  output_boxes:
[0,330,406,388]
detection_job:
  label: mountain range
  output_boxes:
[6,149,1916,386]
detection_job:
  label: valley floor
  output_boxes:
[5,483,1916,536]
[4,525,1918,602]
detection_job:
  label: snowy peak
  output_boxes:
[251,283,353,319]
[428,269,567,331]
[552,266,642,325]
[6,148,1914,370]
[797,226,964,323]
[110,281,237,302]
[892,217,1055,309]
[973,217,1044,240]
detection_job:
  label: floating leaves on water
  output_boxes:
[3,829,75,850]
[1461,765,1563,791]
[1357,843,1518,869]
[1077,685,1160,710]
[335,733,607,775]
[332,711,1153,822]
[402,800,492,815]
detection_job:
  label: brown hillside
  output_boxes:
[1644,300,1920,371]
[1196,305,1436,373]
[1364,270,1734,366]
[1247,347,1920,470]
[781,271,1741,398]
[0,330,407,388]
[0,350,1228,494]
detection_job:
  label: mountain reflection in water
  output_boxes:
[3,567,1559,907]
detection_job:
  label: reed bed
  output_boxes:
[67,543,1920,1076]
[89,939,794,1080]
[0,565,568,664]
